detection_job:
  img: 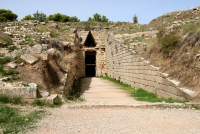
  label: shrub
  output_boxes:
[161,33,180,53]
[1,69,19,76]
[88,13,109,22]
[32,99,45,107]
[54,96,62,106]
[0,9,18,22]
[50,31,59,37]
[0,56,11,65]
[182,22,200,35]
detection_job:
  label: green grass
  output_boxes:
[132,88,188,103]
[0,68,19,76]
[32,96,63,107]
[31,99,45,107]
[0,103,45,134]
[0,57,11,65]
[66,79,84,102]
[100,76,188,103]
[192,104,200,110]
[100,76,134,92]
[182,22,200,35]
[0,94,23,104]
[50,30,59,37]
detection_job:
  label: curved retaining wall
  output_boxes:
[105,33,196,100]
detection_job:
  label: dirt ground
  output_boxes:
[28,77,200,134]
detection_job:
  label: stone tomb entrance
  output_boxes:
[77,30,106,77]
[85,51,96,77]
[84,31,97,77]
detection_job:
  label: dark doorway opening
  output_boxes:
[85,52,96,77]
[84,31,96,47]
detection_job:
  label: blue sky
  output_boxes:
[0,0,200,24]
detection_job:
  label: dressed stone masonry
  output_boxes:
[105,33,197,100]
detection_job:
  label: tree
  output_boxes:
[69,16,80,22]
[133,14,138,24]
[33,10,47,22]
[48,13,80,22]
[0,9,18,22]
[88,13,109,22]
[21,15,34,20]
[48,13,69,22]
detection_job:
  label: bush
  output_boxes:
[0,56,11,65]
[33,10,47,22]
[54,97,62,106]
[161,33,180,53]
[50,31,59,37]
[21,14,34,21]
[182,22,200,35]
[0,9,18,22]
[157,29,180,53]
[88,13,109,22]
[32,99,45,107]
[1,68,19,76]
[48,13,80,22]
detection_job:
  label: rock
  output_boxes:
[179,88,198,99]
[40,91,50,97]
[62,41,70,47]
[41,44,48,50]
[46,94,58,105]
[115,34,123,39]
[21,54,38,65]
[40,51,52,61]
[0,77,10,82]
[4,32,12,37]
[40,22,46,25]
[28,83,37,89]
[48,23,59,29]
[0,42,5,48]
[6,62,18,69]
[47,48,56,55]
[30,44,42,54]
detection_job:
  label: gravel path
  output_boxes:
[28,77,200,134]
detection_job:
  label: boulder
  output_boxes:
[46,94,58,105]
[6,62,18,69]
[21,54,38,65]
[30,44,42,54]
[40,51,52,61]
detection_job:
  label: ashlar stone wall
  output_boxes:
[106,33,197,100]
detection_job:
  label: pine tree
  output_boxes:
[133,14,138,24]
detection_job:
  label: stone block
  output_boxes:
[146,86,156,94]
[179,88,198,100]
[155,76,164,84]
[46,94,58,105]
[21,54,39,65]
[30,44,42,54]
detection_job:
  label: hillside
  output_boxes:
[0,5,200,101]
